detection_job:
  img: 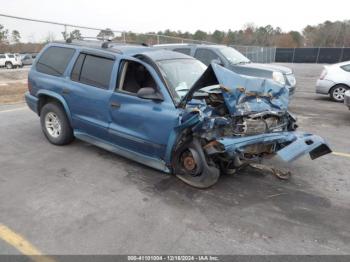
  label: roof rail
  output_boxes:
[65,37,149,50]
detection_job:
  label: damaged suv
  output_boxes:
[25,41,331,188]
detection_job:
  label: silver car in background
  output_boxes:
[316,61,350,102]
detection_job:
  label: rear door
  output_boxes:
[64,51,115,139]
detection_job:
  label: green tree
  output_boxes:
[69,29,82,40]
[11,30,21,43]
[97,28,115,40]
[193,30,207,41]
[289,31,304,47]
[0,24,9,42]
[212,30,225,44]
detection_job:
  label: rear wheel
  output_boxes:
[330,85,348,102]
[5,62,13,69]
[40,102,74,145]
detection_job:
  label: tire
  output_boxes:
[330,85,348,102]
[5,62,13,69]
[172,138,220,188]
[40,102,74,145]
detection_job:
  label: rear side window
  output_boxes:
[8,54,14,58]
[194,49,220,66]
[0,54,5,59]
[341,64,350,72]
[71,53,114,89]
[71,54,85,81]
[174,48,191,56]
[36,46,75,76]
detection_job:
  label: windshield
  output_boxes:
[219,47,250,65]
[157,59,207,103]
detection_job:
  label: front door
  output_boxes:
[108,59,179,159]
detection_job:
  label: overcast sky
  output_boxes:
[0,0,349,42]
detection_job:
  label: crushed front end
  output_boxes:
[170,63,331,188]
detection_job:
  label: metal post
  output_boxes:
[123,32,126,43]
[292,48,296,63]
[64,24,67,40]
[339,47,344,62]
[316,47,321,64]
[157,35,160,45]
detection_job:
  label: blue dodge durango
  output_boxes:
[25,40,331,188]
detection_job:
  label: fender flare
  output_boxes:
[36,90,73,125]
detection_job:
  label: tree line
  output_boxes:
[1,20,350,47]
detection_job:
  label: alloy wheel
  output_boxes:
[45,112,62,138]
[332,86,347,101]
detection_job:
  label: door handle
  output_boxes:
[110,102,121,108]
[62,88,71,95]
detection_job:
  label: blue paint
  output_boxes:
[26,42,331,174]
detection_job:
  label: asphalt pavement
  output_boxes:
[0,63,349,255]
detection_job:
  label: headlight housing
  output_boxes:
[272,71,286,86]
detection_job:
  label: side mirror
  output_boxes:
[137,87,164,101]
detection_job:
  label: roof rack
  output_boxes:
[65,37,149,51]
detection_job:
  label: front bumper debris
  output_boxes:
[218,131,331,162]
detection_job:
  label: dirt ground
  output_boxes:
[0,83,27,104]
[0,67,29,104]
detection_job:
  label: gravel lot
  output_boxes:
[0,63,349,255]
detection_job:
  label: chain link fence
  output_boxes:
[232,45,276,63]
[275,47,350,63]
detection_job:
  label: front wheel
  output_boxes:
[172,139,220,188]
[330,85,348,102]
[40,103,74,145]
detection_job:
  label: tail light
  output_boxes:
[27,77,32,93]
[320,68,327,80]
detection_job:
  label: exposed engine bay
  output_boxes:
[170,63,331,188]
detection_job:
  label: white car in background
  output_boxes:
[316,61,350,102]
[0,53,23,69]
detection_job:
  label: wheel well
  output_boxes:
[37,95,62,115]
[330,84,350,93]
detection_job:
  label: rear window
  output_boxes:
[341,64,350,72]
[71,53,114,89]
[174,48,191,56]
[194,49,220,66]
[36,46,75,76]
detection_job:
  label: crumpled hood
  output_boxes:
[180,63,290,116]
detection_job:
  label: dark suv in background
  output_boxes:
[154,44,296,95]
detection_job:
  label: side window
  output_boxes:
[71,54,114,89]
[8,54,14,58]
[0,54,5,59]
[173,48,191,56]
[71,54,85,81]
[36,46,75,76]
[194,49,220,66]
[118,61,157,94]
[341,64,350,72]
